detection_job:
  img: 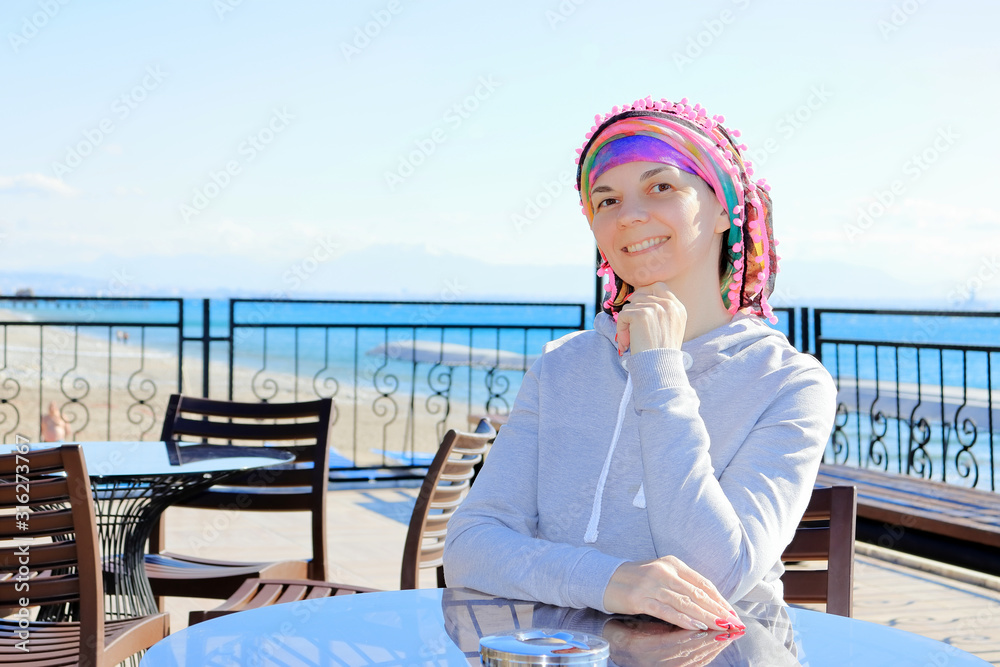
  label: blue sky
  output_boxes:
[1,0,998,308]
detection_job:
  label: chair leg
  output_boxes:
[149,513,169,613]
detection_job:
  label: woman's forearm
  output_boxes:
[629,347,837,599]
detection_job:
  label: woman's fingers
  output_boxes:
[651,586,732,633]
[606,561,699,627]
[605,559,743,632]
[615,309,631,356]
[616,303,679,354]
[640,594,716,632]
[631,281,673,298]
[615,286,687,354]
[661,557,744,630]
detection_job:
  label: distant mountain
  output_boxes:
[2,245,595,303]
[4,245,996,311]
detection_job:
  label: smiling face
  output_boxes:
[589,161,730,295]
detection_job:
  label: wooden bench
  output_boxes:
[815,463,1000,575]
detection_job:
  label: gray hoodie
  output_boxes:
[443,312,838,613]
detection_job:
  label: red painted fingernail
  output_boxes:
[614,333,618,342]
[715,618,732,629]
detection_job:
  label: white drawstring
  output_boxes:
[584,372,632,543]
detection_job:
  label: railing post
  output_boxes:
[177,299,184,398]
[202,299,211,398]
[787,307,798,351]
[228,300,236,401]
[801,307,811,355]
[814,309,823,363]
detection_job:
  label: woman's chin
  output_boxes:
[629,279,667,290]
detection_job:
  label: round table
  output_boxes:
[139,587,991,666]
[7,440,294,620]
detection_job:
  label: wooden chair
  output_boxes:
[401,418,494,589]
[144,395,334,605]
[0,445,169,666]
[781,485,857,617]
[188,419,495,624]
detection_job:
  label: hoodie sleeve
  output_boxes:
[443,357,627,612]
[628,346,838,601]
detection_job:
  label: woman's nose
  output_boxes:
[616,197,649,227]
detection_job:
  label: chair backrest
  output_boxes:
[781,485,857,616]
[466,414,501,486]
[400,419,494,589]
[0,445,106,661]
[155,394,334,580]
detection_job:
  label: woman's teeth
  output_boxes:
[625,237,668,253]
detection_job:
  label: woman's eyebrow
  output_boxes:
[639,166,670,181]
[590,184,613,196]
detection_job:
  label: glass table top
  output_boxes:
[2,441,295,478]
[140,587,991,666]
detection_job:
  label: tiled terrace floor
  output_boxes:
[161,486,1000,665]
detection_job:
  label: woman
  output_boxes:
[443,96,837,634]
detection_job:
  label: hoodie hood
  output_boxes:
[593,311,787,380]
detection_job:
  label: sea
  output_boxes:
[4,298,997,389]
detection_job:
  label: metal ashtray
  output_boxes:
[479,629,610,666]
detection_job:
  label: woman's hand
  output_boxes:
[616,282,686,355]
[603,555,745,633]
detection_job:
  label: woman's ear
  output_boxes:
[713,205,731,234]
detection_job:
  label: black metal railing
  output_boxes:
[0,297,183,443]
[816,309,999,491]
[1,298,997,491]
[224,299,585,473]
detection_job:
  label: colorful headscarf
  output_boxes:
[576,96,778,324]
